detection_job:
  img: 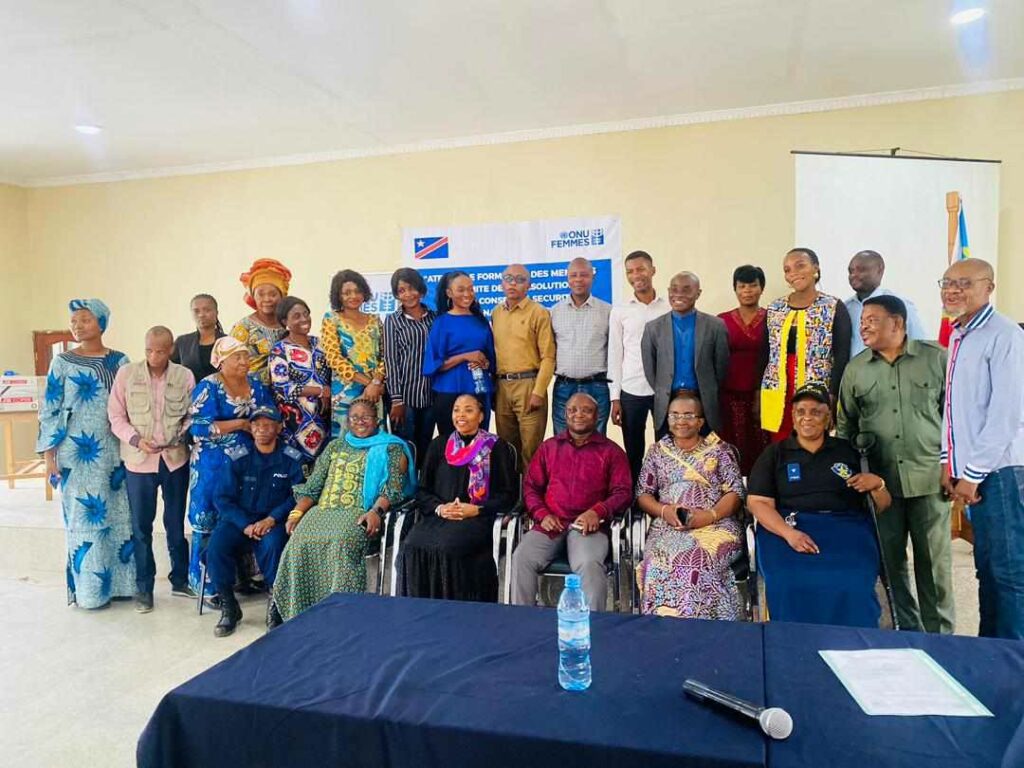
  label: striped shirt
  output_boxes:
[383,308,436,409]
[940,304,1024,482]
[549,295,612,378]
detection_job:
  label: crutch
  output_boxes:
[851,432,899,630]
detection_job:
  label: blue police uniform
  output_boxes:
[206,440,305,595]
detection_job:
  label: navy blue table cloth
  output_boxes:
[138,593,767,768]
[763,621,1024,768]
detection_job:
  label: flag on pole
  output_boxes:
[939,194,970,347]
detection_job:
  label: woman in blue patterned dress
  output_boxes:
[38,299,134,609]
[268,296,331,467]
[186,336,274,594]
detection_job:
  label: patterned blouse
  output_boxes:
[230,315,287,385]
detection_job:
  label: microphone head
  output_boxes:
[758,708,793,740]
[852,432,876,454]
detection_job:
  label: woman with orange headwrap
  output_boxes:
[230,258,292,385]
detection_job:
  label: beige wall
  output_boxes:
[0,184,30,371]
[13,89,1024,367]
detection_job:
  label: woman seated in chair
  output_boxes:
[270,399,414,624]
[398,394,517,602]
[746,382,890,628]
[636,392,746,619]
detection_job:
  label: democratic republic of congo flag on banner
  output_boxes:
[939,197,971,347]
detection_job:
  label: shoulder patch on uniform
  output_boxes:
[225,445,249,461]
[282,445,303,462]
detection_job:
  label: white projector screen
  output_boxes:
[795,153,1001,339]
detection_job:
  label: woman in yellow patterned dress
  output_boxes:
[230,258,292,385]
[321,270,386,437]
[635,393,746,619]
[270,400,414,623]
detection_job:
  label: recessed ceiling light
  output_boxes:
[950,8,986,25]
[74,124,103,135]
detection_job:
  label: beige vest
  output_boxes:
[120,361,192,467]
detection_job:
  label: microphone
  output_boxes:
[682,679,793,740]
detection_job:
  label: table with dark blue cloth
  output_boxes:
[763,621,1024,768]
[138,593,767,768]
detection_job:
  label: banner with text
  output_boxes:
[400,216,622,316]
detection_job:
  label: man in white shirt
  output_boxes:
[846,250,927,356]
[607,250,670,483]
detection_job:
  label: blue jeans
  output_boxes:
[552,378,610,436]
[393,403,435,470]
[972,466,1024,639]
[125,460,190,593]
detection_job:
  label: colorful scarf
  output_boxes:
[445,430,499,504]
[345,430,416,510]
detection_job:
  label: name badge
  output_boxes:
[786,463,802,482]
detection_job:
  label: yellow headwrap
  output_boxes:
[240,258,292,309]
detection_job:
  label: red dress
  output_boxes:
[717,308,770,475]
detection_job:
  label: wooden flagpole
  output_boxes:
[944,191,974,544]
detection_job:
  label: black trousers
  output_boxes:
[619,390,654,486]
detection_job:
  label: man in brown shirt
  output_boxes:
[491,264,556,468]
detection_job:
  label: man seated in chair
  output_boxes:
[208,406,305,637]
[512,393,632,610]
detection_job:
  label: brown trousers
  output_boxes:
[495,378,547,470]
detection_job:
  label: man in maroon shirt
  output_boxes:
[511,392,633,610]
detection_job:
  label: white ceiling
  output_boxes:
[2,0,1022,186]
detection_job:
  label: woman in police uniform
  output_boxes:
[746,382,891,627]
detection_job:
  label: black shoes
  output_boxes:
[214,593,243,637]
[171,583,198,599]
[134,592,154,613]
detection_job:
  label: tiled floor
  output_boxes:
[0,479,981,768]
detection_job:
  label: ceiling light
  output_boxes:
[950,8,986,25]
[74,124,103,135]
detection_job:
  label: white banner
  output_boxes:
[399,215,623,316]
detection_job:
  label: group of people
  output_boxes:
[38,247,1024,641]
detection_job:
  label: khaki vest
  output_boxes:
[120,361,192,467]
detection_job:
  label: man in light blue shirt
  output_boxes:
[940,257,1024,640]
[846,250,927,356]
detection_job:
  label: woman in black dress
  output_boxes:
[172,293,226,382]
[398,394,517,602]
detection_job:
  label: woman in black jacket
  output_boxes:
[172,293,226,382]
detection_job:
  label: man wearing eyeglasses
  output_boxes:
[939,258,1024,640]
[491,263,556,469]
[837,295,953,633]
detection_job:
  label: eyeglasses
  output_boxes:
[937,278,991,291]
[348,413,377,423]
[502,274,529,285]
[667,413,702,422]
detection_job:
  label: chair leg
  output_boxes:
[377,512,392,596]
[503,517,519,605]
[389,513,407,597]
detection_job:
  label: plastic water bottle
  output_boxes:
[471,366,487,394]
[557,573,592,691]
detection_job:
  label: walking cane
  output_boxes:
[851,432,900,631]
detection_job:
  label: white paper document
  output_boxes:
[819,649,994,717]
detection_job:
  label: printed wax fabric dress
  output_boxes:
[636,433,746,620]
[230,316,286,386]
[38,350,135,608]
[321,312,385,437]
[186,372,274,593]
[272,437,408,620]
[268,336,331,465]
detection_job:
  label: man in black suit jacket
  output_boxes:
[641,271,730,437]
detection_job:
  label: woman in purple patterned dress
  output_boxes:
[636,392,746,619]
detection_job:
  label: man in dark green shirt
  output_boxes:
[837,295,954,633]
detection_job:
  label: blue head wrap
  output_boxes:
[68,299,111,332]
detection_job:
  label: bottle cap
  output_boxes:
[565,574,581,589]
